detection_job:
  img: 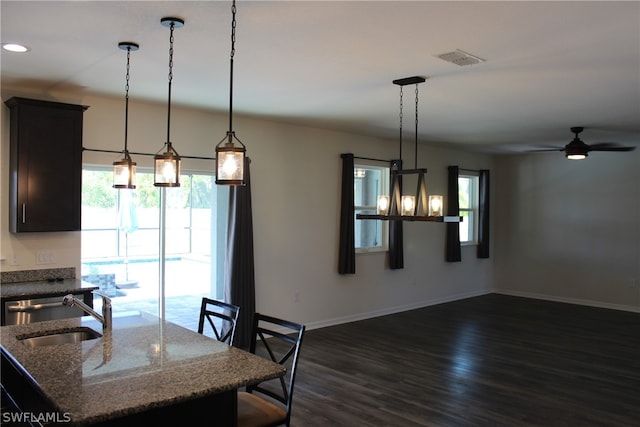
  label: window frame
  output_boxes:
[354,161,389,253]
[458,172,479,246]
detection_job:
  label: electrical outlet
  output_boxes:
[294,291,300,303]
[36,250,56,265]
[9,253,20,266]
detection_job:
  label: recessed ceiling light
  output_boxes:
[2,43,30,53]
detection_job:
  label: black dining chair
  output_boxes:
[237,313,305,427]
[197,297,240,345]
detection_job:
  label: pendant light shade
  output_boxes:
[215,0,247,186]
[154,17,184,188]
[113,42,139,189]
[113,152,137,188]
[154,142,181,186]
[215,132,246,185]
[428,195,444,216]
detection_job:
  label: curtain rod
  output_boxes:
[83,147,215,161]
[353,156,392,163]
[353,160,485,171]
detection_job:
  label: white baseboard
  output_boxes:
[493,288,640,313]
[302,289,638,332]
[304,289,491,331]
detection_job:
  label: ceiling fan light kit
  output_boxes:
[565,128,588,159]
[535,126,636,160]
[357,76,461,223]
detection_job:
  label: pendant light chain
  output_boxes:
[231,1,236,58]
[228,0,237,134]
[414,83,419,169]
[398,86,403,164]
[123,46,131,154]
[166,21,176,145]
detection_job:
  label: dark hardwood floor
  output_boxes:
[290,294,640,426]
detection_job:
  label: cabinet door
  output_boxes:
[6,97,88,232]
[1,350,56,415]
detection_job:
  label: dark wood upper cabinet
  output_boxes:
[5,97,89,232]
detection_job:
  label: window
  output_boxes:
[354,163,389,252]
[458,173,479,244]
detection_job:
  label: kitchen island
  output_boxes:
[0,312,285,426]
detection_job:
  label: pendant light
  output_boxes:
[154,17,184,188]
[113,42,139,189]
[356,76,459,223]
[215,0,247,186]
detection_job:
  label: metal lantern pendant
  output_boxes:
[215,132,246,185]
[113,42,139,189]
[154,17,183,188]
[113,151,137,189]
[154,142,181,187]
[215,0,247,186]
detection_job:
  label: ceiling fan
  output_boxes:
[537,127,636,160]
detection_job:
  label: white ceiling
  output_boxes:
[2,1,639,154]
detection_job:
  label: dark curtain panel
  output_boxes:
[446,165,462,262]
[224,157,255,350]
[477,169,490,258]
[389,160,404,269]
[338,153,356,274]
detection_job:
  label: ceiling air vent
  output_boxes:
[437,49,485,66]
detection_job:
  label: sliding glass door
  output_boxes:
[81,167,228,330]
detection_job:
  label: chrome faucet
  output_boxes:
[62,292,112,331]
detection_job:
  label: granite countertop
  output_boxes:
[0,313,285,426]
[0,279,99,300]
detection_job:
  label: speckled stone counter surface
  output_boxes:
[0,278,98,300]
[0,267,76,284]
[0,314,285,426]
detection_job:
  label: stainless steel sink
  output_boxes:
[18,327,102,348]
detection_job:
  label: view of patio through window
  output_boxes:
[81,167,228,330]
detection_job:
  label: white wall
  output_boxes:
[493,151,640,311]
[1,91,494,328]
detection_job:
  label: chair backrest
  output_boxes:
[197,297,240,345]
[247,313,305,426]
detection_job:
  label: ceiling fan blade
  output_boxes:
[529,147,564,152]
[588,143,636,152]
